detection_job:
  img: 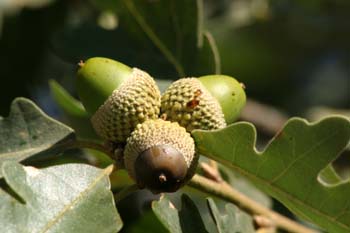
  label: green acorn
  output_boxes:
[161,75,246,132]
[124,119,197,194]
[77,57,161,143]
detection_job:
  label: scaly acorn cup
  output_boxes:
[76,57,161,143]
[161,75,246,132]
[124,119,197,194]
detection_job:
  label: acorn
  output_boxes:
[124,119,197,194]
[161,75,246,132]
[76,57,161,143]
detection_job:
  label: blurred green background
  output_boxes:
[1,0,349,118]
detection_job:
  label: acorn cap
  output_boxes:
[124,119,197,193]
[161,78,226,132]
[91,68,161,142]
[77,57,132,114]
[199,75,246,124]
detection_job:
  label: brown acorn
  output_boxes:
[124,119,198,193]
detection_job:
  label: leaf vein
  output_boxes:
[122,0,184,76]
[269,130,337,184]
[40,168,110,233]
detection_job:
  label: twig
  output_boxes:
[200,162,223,183]
[256,228,276,233]
[188,174,317,233]
[114,184,139,203]
[254,215,276,232]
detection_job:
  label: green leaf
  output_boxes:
[126,210,168,233]
[192,117,350,233]
[152,194,208,233]
[56,0,219,77]
[152,194,256,233]
[52,25,169,75]
[197,31,221,75]
[0,161,122,233]
[319,165,344,185]
[0,98,75,178]
[113,0,198,76]
[207,198,255,233]
[49,80,87,117]
[49,80,98,140]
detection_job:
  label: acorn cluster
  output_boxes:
[77,57,246,194]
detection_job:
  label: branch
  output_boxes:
[200,161,223,182]
[188,174,318,233]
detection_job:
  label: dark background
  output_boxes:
[1,0,349,117]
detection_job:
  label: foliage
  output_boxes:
[0,98,74,178]
[53,0,219,77]
[152,194,255,233]
[192,117,350,233]
[49,80,97,140]
[1,96,349,232]
[1,1,349,233]
[0,161,121,233]
[207,198,255,233]
[152,194,208,233]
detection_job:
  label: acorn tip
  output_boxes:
[240,82,246,90]
[78,60,85,68]
[159,173,167,183]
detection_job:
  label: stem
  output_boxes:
[200,161,223,183]
[188,174,318,233]
[114,184,139,203]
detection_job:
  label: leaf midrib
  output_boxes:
[122,0,185,76]
[40,166,112,233]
